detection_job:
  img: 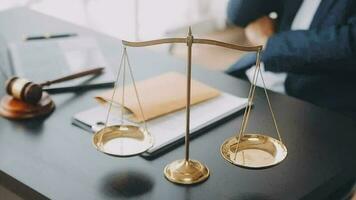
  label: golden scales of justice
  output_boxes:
[92,27,287,185]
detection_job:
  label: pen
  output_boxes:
[23,33,77,41]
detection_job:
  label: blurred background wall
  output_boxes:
[0,0,248,71]
[0,0,229,40]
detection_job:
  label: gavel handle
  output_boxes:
[40,67,104,87]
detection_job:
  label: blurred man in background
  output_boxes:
[226,0,356,119]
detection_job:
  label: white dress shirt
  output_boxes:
[245,0,322,93]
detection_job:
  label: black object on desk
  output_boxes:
[23,33,77,41]
[0,8,355,200]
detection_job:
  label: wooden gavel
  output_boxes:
[5,67,104,104]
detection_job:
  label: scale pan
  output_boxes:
[93,125,153,157]
[221,134,287,169]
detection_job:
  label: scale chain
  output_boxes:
[235,51,261,140]
[256,59,283,142]
[100,48,126,143]
[233,49,283,161]
[241,50,262,134]
[104,49,125,127]
[103,47,149,135]
[121,48,127,125]
[124,48,149,132]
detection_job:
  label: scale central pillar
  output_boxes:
[163,28,209,185]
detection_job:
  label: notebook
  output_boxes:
[72,92,248,157]
[7,36,114,90]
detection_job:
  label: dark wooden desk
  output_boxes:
[0,8,355,200]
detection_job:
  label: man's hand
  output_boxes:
[245,16,275,46]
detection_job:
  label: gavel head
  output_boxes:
[5,77,43,104]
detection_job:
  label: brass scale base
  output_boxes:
[164,159,209,184]
[92,28,287,185]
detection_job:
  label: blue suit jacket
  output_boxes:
[227,0,356,119]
